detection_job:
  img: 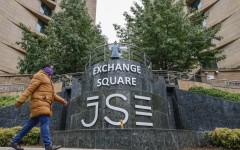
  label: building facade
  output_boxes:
[0,0,96,74]
[186,0,240,87]
[187,0,240,70]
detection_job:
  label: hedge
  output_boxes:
[207,128,240,149]
[0,126,40,146]
[188,86,240,102]
[0,96,18,107]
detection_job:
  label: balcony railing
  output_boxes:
[152,70,202,84]
[85,43,151,70]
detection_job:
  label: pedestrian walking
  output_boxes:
[9,64,68,150]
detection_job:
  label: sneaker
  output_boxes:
[8,142,24,150]
[46,145,61,150]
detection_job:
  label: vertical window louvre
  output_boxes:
[36,20,45,33]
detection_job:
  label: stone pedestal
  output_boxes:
[68,60,169,129]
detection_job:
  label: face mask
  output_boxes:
[43,67,54,76]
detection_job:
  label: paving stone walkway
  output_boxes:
[0,147,108,150]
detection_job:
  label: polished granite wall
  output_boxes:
[51,128,206,149]
[176,89,240,131]
[0,100,63,130]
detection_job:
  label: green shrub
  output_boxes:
[0,126,40,146]
[0,96,19,107]
[22,127,40,145]
[188,86,240,102]
[207,128,240,149]
[0,128,16,146]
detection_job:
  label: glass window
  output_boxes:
[40,3,52,16]
[36,20,45,33]
[190,0,202,10]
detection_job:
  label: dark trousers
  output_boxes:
[11,115,51,148]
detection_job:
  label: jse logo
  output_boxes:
[81,93,153,127]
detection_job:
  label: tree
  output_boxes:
[17,0,107,74]
[17,24,49,74]
[113,0,225,71]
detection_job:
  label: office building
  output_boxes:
[0,0,96,74]
[187,0,240,70]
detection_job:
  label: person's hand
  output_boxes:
[63,100,68,106]
[15,101,22,108]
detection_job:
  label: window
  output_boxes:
[36,20,45,33]
[190,0,202,10]
[40,3,52,16]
